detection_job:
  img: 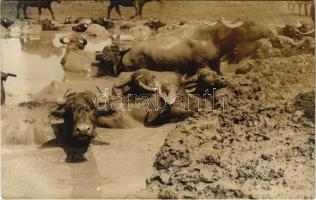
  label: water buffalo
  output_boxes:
[96,82,201,128]
[49,85,199,138]
[180,68,229,95]
[103,18,273,76]
[42,19,59,31]
[48,91,99,162]
[16,0,61,20]
[59,35,97,75]
[91,17,115,29]
[107,0,162,19]
[112,69,158,96]
[276,23,315,39]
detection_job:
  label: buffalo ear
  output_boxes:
[50,107,66,118]
[47,115,65,125]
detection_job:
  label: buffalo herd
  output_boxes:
[5,0,314,162]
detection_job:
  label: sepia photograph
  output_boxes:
[0,0,315,198]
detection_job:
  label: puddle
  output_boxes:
[1,34,65,105]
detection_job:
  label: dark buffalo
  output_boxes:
[48,91,99,162]
[102,18,273,76]
[107,0,162,19]
[42,18,59,31]
[180,68,229,95]
[16,0,61,20]
[276,23,314,39]
[112,69,158,96]
[91,17,115,29]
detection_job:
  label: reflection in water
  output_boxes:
[68,150,106,198]
[1,36,65,105]
[20,34,63,58]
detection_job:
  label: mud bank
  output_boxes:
[146,55,315,199]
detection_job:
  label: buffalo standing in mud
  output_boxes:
[107,0,162,19]
[99,18,274,76]
[16,0,61,20]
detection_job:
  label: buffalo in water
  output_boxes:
[42,85,199,163]
[16,0,61,20]
[47,76,204,162]
[47,91,99,162]
[98,18,274,76]
[107,0,162,19]
[59,35,97,75]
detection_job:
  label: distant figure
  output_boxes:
[16,0,61,20]
[288,0,311,16]
[1,72,17,105]
[107,0,162,19]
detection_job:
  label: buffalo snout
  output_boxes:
[74,123,95,138]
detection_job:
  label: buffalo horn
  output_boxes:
[136,75,158,92]
[290,39,305,46]
[297,29,315,36]
[204,19,218,26]
[78,36,87,45]
[185,87,197,94]
[56,89,72,105]
[56,97,67,105]
[221,17,244,29]
[180,73,199,85]
[60,37,70,44]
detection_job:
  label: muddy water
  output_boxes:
[1,35,65,105]
[2,30,174,198]
[2,126,174,198]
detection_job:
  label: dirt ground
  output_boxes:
[1,0,315,199]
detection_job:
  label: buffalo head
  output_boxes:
[49,90,98,162]
[96,45,130,76]
[180,68,229,94]
[60,35,87,50]
[91,17,115,29]
[145,81,187,125]
[112,69,158,96]
[55,90,97,139]
[214,18,272,64]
